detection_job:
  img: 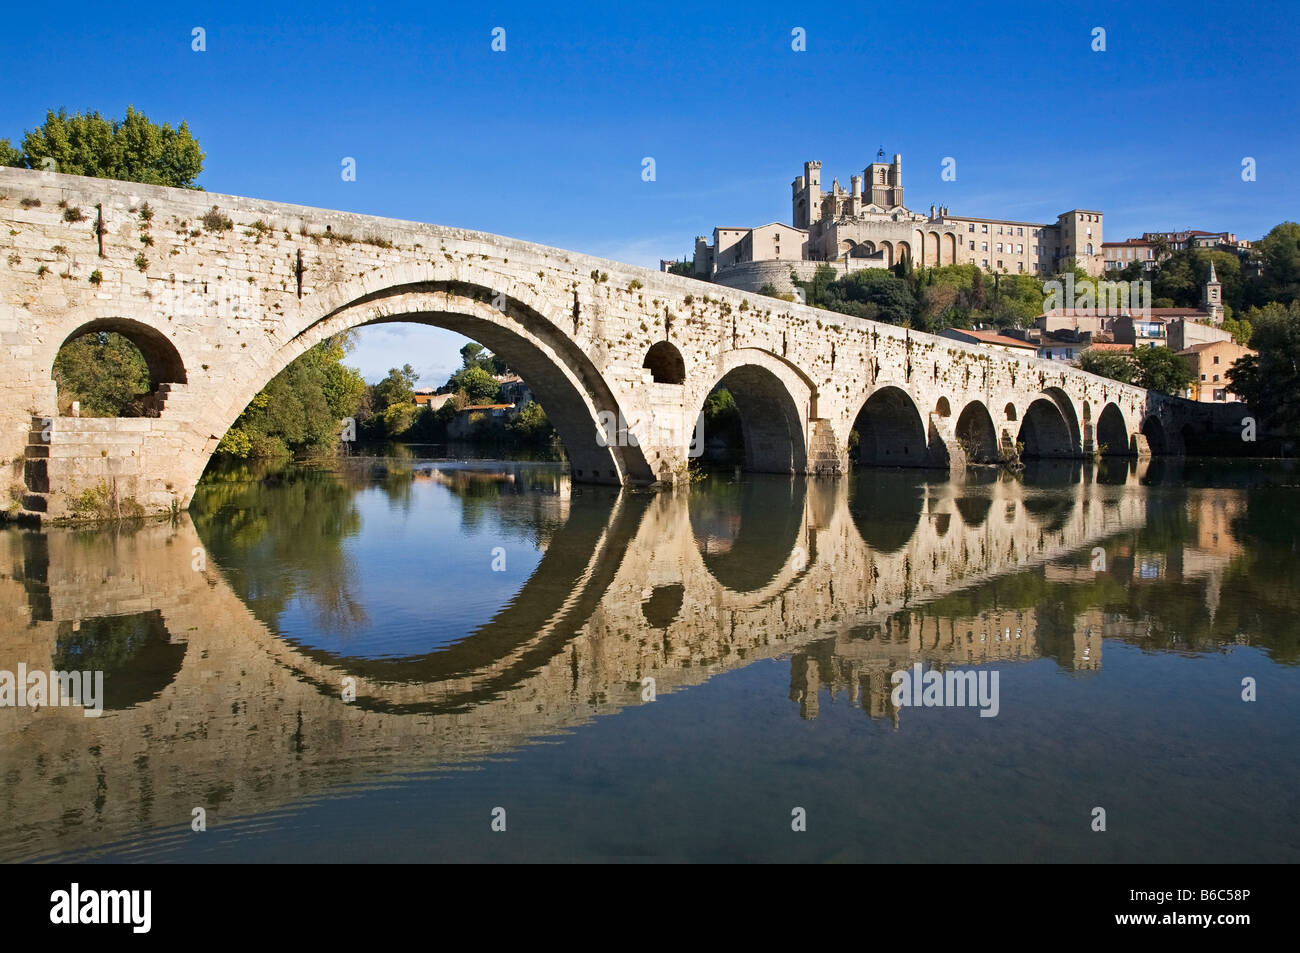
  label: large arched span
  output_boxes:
[1096,403,1130,456]
[194,282,654,492]
[1018,398,1075,458]
[955,400,999,462]
[852,386,929,467]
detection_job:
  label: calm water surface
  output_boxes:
[1,455,1297,862]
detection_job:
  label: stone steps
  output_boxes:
[808,419,842,474]
[18,415,51,519]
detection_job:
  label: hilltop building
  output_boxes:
[1103,231,1251,273]
[686,154,1106,292]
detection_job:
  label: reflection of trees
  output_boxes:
[191,463,366,636]
[53,611,187,710]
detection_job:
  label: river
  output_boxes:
[1,454,1297,862]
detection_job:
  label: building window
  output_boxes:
[997,260,1003,269]
[982,259,988,268]
[982,224,988,233]
[968,224,975,232]
[997,243,1003,252]
[1214,389,1226,401]
[969,241,975,250]
[1213,374,1220,382]
[1017,244,1023,253]
[1201,374,1207,381]
[981,242,988,251]
[1018,263,1024,273]
[1213,355,1220,364]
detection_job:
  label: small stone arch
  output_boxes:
[643,341,685,384]
[880,241,895,267]
[934,396,952,417]
[698,356,810,475]
[1018,397,1075,458]
[896,241,911,267]
[1042,386,1083,454]
[1096,403,1129,456]
[52,317,187,416]
[955,400,999,462]
[1004,403,1018,421]
[851,386,929,467]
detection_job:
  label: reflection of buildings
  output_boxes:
[790,603,1106,723]
[0,468,1238,859]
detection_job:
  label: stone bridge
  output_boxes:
[0,465,1161,859]
[0,167,1244,520]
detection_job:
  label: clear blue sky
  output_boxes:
[4,0,1296,383]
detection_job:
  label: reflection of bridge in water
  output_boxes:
[1,463,1165,858]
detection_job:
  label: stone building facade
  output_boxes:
[690,154,1105,291]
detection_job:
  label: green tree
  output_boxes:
[217,336,364,457]
[448,365,503,404]
[1221,313,1253,347]
[52,332,151,416]
[12,106,204,188]
[1131,346,1193,395]
[1250,222,1300,307]
[1152,251,1199,306]
[1079,348,1136,384]
[1227,301,1300,435]
[459,342,485,368]
[508,401,554,444]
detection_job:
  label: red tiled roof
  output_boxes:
[1086,343,1133,352]
[948,329,1039,350]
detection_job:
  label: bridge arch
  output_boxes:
[643,341,685,384]
[696,349,812,474]
[955,400,999,462]
[1141,416,1170,455]
[51,317,188,413]
[193,276,655,493]
[851,385,929,466]
[1096,403,1129,456]
[1018,397,1075,458]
